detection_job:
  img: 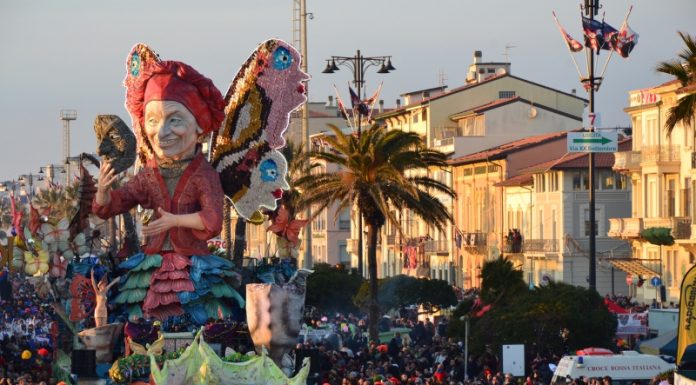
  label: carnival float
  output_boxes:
[2,38,312,385]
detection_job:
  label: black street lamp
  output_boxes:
[323,49,395,277]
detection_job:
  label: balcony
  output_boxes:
[641,145,680,166]
[346,238,359,254]
[643,217,691,240]
[608,218,644,239]
[523,239,559,253]
[424,239,449,254]
[386,234,396,245]
[432,137,454,153]
[613,151,641,173]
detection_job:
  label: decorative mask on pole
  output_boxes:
[93,115,136,174]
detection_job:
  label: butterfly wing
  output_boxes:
[284,218,309,247]
[267,206,290,235]
[211,39,307,220]
[69,274,96,321]
[40,223,56,244]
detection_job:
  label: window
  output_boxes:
[549,172,559,192]
[572,170,589,191]
[487,68,496,73]
[413,113,419,123]
[616,174,628,190]
[583,208,599,237]
[458,115,485,136]
[601,170,615,190]
[421,110,427,121]
[499,91,516,99]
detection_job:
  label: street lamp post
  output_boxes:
[322,50,395,277]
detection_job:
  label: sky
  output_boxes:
[0,0,694,182]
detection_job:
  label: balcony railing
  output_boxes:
[346,238,359,254]
[608,218,644,239]
[643,217,691,239]
[641,145,680,163]
[386,234,396,245]
[424,239,449,254]
[461,232,487,247]
[524,239,559,253]
[613,151,641,172]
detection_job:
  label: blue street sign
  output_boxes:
[651,276,661,287]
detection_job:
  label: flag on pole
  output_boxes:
[349,86,370,116]
[582,16,605,52]
[613,22,638,58]
[364,83,383,122]
[600,22,619,51]
[552,12,583,52]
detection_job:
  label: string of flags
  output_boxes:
[552,7,638,59]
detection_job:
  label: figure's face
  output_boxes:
[144,100,201,161]
[234,150,290,218]
[94,115,136,173]
[258,42,309,108]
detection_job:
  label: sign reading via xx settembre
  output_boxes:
[567,131,618,153]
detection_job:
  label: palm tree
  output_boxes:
[296,124,455,340]
[656,31,696,136]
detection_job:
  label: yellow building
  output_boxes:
[610,79,695,304]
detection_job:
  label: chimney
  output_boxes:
[327,95,334,107]
[379,99,384,113]
[474,50,482,64]
[396,99,401,109]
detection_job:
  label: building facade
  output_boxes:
[610,79,696,305]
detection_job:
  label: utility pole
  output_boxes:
[583,0,599,292]
[322,51,395,277]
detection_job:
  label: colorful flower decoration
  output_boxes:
[40,218,70,253]
[50,254,68,278]
[62,232,90,260]
[24,247,49,276]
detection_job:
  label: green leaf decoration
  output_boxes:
[640,227,675,246]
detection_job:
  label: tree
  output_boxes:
[296,124,455,341]
[449,258,616,358]
[657,31,696,136]
[479,256,527,304]
[354,274,457,315]
[305,263,363,314]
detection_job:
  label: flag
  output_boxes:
[582,16,605,52]
[349,86,370,116]
[677,264,696,365]
[336,97,349,120]
[552,12,583,52]
[600,22,619,51]
[613,22,638,58]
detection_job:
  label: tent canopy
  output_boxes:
[639,329,696,362]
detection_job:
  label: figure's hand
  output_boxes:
[141,207,179,236]
[96,162,119,205]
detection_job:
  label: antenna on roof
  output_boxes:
[503,44,516,63]
[437,69,447,87]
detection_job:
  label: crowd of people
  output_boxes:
[294,313,556,385]
[0,270,58,385]
[0,271,678,385]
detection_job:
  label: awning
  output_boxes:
[606,258,660,277]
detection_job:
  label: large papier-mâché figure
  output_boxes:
[93,41,308,323]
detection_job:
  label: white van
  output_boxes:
[551,351,675,385]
